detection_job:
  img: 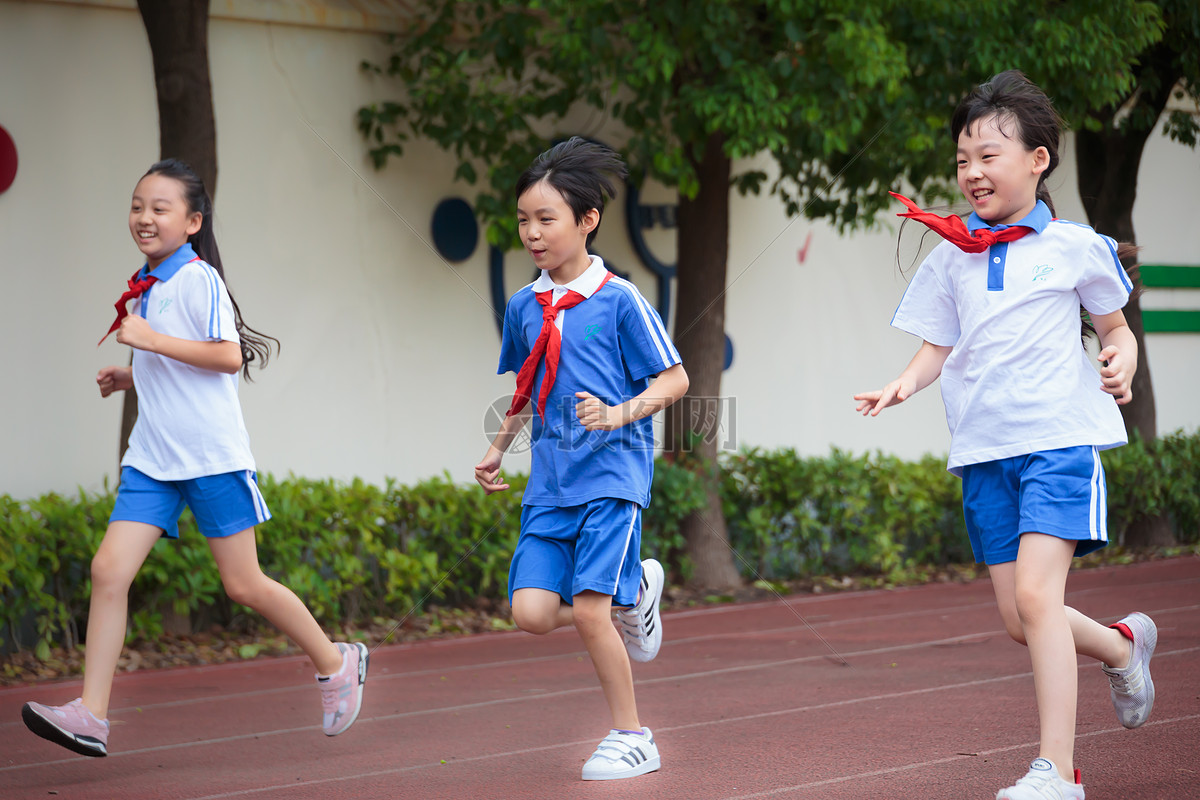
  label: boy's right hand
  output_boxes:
[97,366,133,398]
[474,450,510,494]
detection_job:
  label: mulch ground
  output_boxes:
[3,547,1190,687]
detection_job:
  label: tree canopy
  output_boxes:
[358,0,1167,587]
[359,0,1164,240]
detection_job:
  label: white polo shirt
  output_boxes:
[121,243,256,481]
[891,202,1133,475]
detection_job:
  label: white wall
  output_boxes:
[1,0,1197,500]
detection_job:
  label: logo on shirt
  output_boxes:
[1032,264,1054,282]
[158,297,173,314]
[584,324,602,340]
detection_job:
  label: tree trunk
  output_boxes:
[121,1,217,464]
[665,133,742,590]
[1075,81,1175,548]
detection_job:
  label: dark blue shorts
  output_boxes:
[961,446,1109,565]
[510,499,642,606]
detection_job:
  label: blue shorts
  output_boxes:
[961,446,1109,565]
[509,499,643,607]
[110,466,271,539]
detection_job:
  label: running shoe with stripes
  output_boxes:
[1101,611,1157,728]
[581,727,660,780]
[22,698,110,757]
[617,558,664,663]
[317,641,369,736]
[996,758,1085,800]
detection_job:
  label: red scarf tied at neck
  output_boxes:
[98,269,158,346]
[507,271,614,420]
[889,191,1032,253]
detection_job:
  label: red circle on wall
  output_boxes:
[0,126,18,194]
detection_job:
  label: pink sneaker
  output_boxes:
[317,642,369,736]
[22,698,109,757]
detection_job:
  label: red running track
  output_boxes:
[2,557,1198,799]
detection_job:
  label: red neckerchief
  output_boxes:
[890,191,1033,253]
[507,271,614,419]
[98,258,200,345]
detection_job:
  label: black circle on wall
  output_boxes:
[0,125,17,194]
[431,197,479,263]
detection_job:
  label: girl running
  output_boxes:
[855,71,1156,800]
[22,159,368,757]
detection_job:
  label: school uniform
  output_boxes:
[110,243,269,538]
[891,202,1133,562]
[499,256,681,604]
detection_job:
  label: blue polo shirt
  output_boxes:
[499,256,681,507]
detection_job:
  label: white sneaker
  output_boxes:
[996,758,1084,800]
[1100,611,1156,728]
[616,559,664,663]
[581,727,660,780]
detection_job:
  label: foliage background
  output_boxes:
[4,431,1197,675]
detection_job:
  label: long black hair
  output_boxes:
[142,158,279,379]
[515,137,628,246]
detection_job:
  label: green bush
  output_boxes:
[2,431,1197,659]
[1101,429,1200,545]
[720,448,971,581]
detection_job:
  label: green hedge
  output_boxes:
[3,431,1197,658]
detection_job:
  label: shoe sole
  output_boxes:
[22,703,107,757]
[582,754,661,781]
[325,642,370,737]
[1125,612,1157,728]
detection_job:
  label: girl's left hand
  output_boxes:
[1098,345,1133,404]
[115,314,157,352]
[575,391,623,431]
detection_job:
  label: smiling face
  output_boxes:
[956,112,1049,226]
[516,179,598,284]
[129,173,202,269]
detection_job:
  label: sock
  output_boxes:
[1111,622,1135,642]
[615,728,644,736]
[317,643,348,680]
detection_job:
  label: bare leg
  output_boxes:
[988,534,1081,781]
[990,562,1132,666]
[207,529,341,675]
[573,591,640,731]
[80,521,164,719]
[511,588,640,730]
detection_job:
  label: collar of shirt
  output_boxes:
[531,255,609,304]
[138,242,198,282]
[966,199,1051,235]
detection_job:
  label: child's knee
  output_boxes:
[995,601,1027,644]
[511,599,557,635]
[222,571,268,608]
[90,548,132,593]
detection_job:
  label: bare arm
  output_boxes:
[115,314,242,374]
[1092,309,1137,405]
[575,362,690,431]
[474,404,533,494]
[854,341,952,416]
